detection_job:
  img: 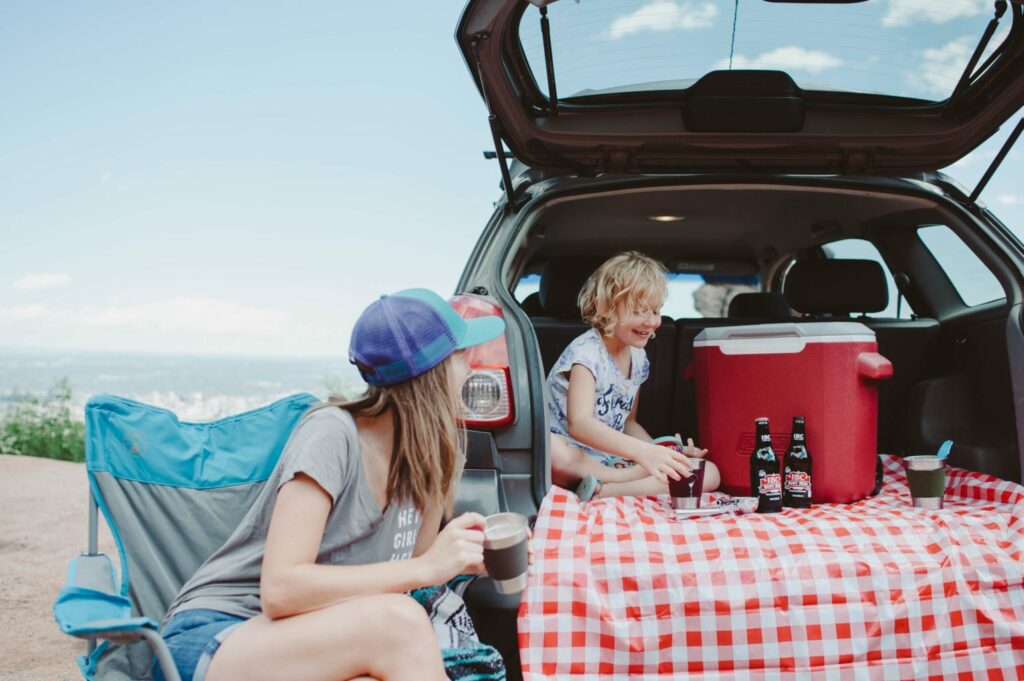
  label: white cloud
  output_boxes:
[919,37,973,96]
[77,298,291,336]
[997,195,1019,206]
[717,47,842,75]
[0,297,346,357]
[882,0,988,28]
[0,304,59,321]
[12,272,71,291]
[609,1,717,40]
[2,298,294,337]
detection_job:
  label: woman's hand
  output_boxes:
[418,512,486,584]
[635,442,694,485]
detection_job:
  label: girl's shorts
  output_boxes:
[153,609,245,681]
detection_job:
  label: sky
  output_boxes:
[1,0,1021,359]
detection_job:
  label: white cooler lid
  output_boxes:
[694,322,875,355]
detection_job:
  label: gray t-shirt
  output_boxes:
[163,407,423,624]
[547,327,649,467]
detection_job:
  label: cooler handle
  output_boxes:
[857,352,893,381]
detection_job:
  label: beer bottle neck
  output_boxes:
[755,421,771,443]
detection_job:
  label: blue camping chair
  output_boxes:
[53,393,319,681]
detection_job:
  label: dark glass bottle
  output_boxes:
[749,418,782,513]
[782,416,812,509]
[872,455,883,496]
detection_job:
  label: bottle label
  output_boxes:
[758,472,782,497]
[784,470,812,496]
[759,434,771,443]
[792,433,805,442]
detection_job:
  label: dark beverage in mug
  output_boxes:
[482,513,530,594]
[669,458,706,509]
[782,416,812,509]
[750,418,782,513]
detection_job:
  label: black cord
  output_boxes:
[728,0,740,69]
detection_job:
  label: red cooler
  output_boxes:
[693,322,892,503]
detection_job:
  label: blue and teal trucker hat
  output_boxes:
[349,289,505,387]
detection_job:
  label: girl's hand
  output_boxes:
[419,512,486,584]
[681,435,709,459]
[636,442,694,485]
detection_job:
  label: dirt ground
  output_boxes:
[1,455,115,681]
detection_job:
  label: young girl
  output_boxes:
[155,288,506,681]
[548,251,721,500]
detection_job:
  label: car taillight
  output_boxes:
[449,293,515,429]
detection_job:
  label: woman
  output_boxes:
[155,288,506,681]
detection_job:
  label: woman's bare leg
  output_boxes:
[600,461,721,498]
[205,593,446,681]
[549,434,646,488]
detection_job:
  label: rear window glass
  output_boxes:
[822,238,913,319]
[518,0,1005,102]
[918,225,1004,306]
[664,273,757,319]
[515,273,541,303]
[515,271,758,319]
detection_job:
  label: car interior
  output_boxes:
[507,180,1021,484]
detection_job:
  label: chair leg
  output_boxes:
[138,628,182,681]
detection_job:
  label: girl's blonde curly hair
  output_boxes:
[578,251,667,336]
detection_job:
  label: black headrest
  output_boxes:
[784,259,889,315]
[519,292,544,316]
[728,292,794,319]
[539,259,601,318]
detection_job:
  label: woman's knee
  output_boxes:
[366,593,433,634]
[361,594,441,672]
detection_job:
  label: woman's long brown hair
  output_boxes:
[324,356,464,514]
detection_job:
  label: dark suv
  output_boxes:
[446,0,1024,676]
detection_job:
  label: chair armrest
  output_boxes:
[54,586,159,637]
[54,554,159,637]
[54,554,181,681]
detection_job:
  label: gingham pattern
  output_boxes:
[519,455,1024,680]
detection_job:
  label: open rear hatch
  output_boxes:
[456,0,1024,175]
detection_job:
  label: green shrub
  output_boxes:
[0,378,85,462]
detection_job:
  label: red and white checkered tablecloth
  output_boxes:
[518,455,1024,680]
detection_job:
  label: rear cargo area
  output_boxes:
[528,300,1020,484]
[514,182,1021,485]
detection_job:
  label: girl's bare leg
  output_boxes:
[205,593,446,681]
[549,434,647,488]
[600,461,721,498]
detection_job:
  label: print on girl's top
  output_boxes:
[390,507,422,561]
[547,328,649,468]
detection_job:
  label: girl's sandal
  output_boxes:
[575,475,603,502]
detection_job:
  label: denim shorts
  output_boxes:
[153,609,245,681]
